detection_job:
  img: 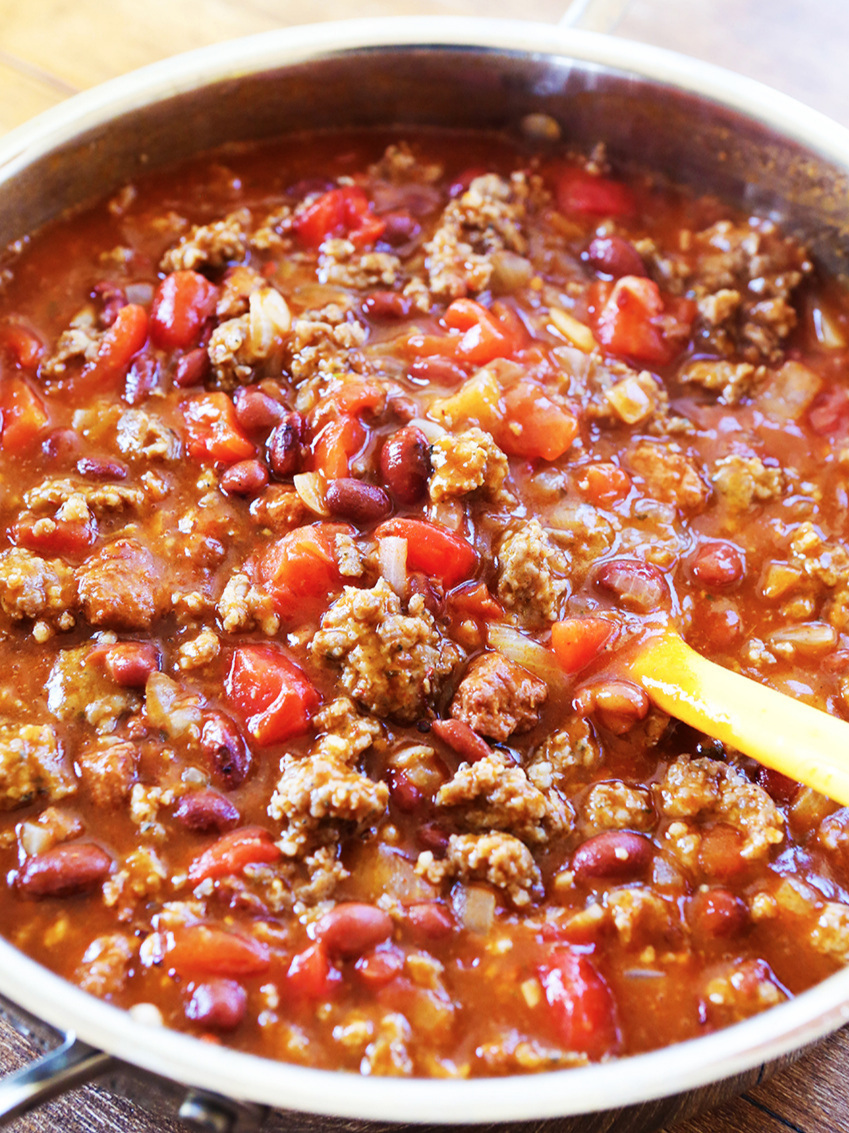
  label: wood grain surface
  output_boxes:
[0,2,846,1131]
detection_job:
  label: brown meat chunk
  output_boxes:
[78,739,137,807]
[582,782,655,833]
[47,646,141,733]
[679,359,759,405]
[0,548,76,627]
[450,652,547,741]
[810,902,849,962]
[702,959,787,1027]
[208,286,291,387]
[76,933,137,997]
[428,428,510,503]
[217,572,280,636]
[160,208,250,273]
[116,409,181,462]
[77,539,162,630]
[268,697,387,855]
[310,579,462,722]
[527,717,602,789]
[416,831,543,908]
[435,752,570,844]
[24,478,146,517]
[627,442,710,514]
[496,520,570,626]
[0,722,74,810]
[288,302,367,383]
[710,455,785,513]
[318,240,401,289]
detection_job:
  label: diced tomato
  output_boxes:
[497,381,579,461]
[376,518,477,588]
[0,377,49,454]
[189,826,282,882]
[225,644,320,746]
[538,948,620,1060]
[809,386,849,436]
[330,381,385,416]
[252,524,346,619]
[0,323,44,369]
[150,270,218,350]
[355,945,405,990]
[295,186,385,248]
[13,509,96,556]
[443,298,525,365]
[310,415,366,478]
[552,617,616,673]
[164,925,270,978]
[82,303,148,386]
[448,581,502,621]
[286,942,342,1000]
[555,165,637,219]
[579,462,632,506]
[590,278,694,365]
[181,392,255,464]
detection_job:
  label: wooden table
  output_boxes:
[0,1,846,1131]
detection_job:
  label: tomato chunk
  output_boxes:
[225,644,320,746]
[591,278,694,365]
[181,392,255,464]
[376,518,477,588]
[13,509,95,556]
[579,463,632,506]
[252,524,347,619]
[552,617,616,673]
[310,415,366,478]
[164,925,270,978]
[189,826,282,882]
[82,303,148,386]
[555,165,637,218]
[497,382,579,461]
[443,298,525,365]
[0,377,49,454]
[538,948,620,1060]
[295,186,385,248]
[0,323,44,369]
[287,942,342,1000]
[150,270,218,350]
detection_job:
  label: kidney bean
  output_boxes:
[361,291,412,320]
[354,945,405,989]
[315,903,394,960]
[757,766,800,805]
[174,789,240,833]
[585,235,647,279]
[417,822,450,855]
[430,718,492,763]
[325,478,391,524]
[388,770,423,813]
[77,456,128,481]
[571,831,653,884]
[409,357,468,387]
[408,572,441,617]
[687,888,749,938]
[92,280,128,326]
[220,459,269,497]
[266,413,304,479]
[233,386,286,432]
[378,210,422,248]
[379,425,430,504]
[173,347,210,388]
[42,428,80,464]
[18,843,112,897]
[103,641,159,687]
[404,902,455,942]
[186,979,247,1030]
[201,713,252,789]
[124,355,161,405]
[691,541,745,588]
[595,558,669,612]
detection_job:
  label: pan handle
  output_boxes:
[0,1031,115,1126]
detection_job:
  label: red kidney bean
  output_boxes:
[325,478,391,525]
[691,541,745,588]
[408,573,441,617]
[173,347,210,388]
[388,770,423,813]
[315,903,394,960]
[571,831,653,884]
[103,642,159,687]
[430,718,492,763]
[18,843,112,897]
[124,356,161,405]
[186,979,247,1030]
[409,357,467,386]
[361,291,412,320]
[266,413,304,479]
[380,425,430,504]
[220,459,269,497]
[174,789,240,833]
[354,945,405,989]
[42,428,80,464]
[417,822,450,855]
[757,766,800,805]
[378,210,422,248]
[809,386,849,436]
[404,902,455,942]
[585,235,647,279]
[92,280,128,326]
[233,386,286,432]
[201,713,252,789]
[77,457,128,481]
[687,888,749,938]
[595,558,669,612]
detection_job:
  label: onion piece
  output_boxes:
[293,471,329,517]
[453,882,496,934]
[378,536,408,597]
[548,306,596,353]
[767,622,837,655]
[487,623,566,689]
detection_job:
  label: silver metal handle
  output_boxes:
[0,1031,115,1126]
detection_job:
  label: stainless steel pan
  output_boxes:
[1,17,849,1131]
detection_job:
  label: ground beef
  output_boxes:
[208,286,292,387]
[217,573,280,636]
[116,409,181,462]
[288,303,367,383]
[160,208,251,273]
[435,751,570,844]
[249,487,311,533]
[810,902,849,962]
[496,520,570,626]
[701,958,787,1027]
[24,478,146,517]
[76,933,137,997]
[46,646,140,733]
[77,738,137,807]
[0,548,76,627]
[268,697,387,856]
[582,782,656,832]
[416,831,543,908]
[627,442,710,514]
[40,306,101,378]
[711,455,785,512]
[310,578,462,722]
[604,887,682,949]
[428,428,510,503]
[216,264,265,318]
[318,240,401,289]
[77,539,162,631]
[679,359,760,405]
[0,722,73,810]
[655,756,784,860]
[425,173,529,300]
[526,717,602,790]
[450,652,547,741]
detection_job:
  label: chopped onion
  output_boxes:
[145,671,201,740]
[247,287,291,356]
[18,821,52,858]
[548,306,596,353]
[487,623,566,689]
[812,305,847,349]
[407,416,446,443]
[453,882,496,934]
[490,250,534,294]
[293,471,329,516]
[768,622,837,655]
[755,360,822,423]
[378,536,408,596]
